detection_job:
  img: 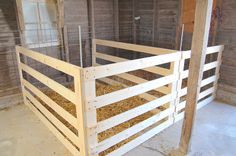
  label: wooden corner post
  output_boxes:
[81,69,98,156]
[174,0,213,155]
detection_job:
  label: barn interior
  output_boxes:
[0,0,236,156]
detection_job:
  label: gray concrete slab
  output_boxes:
[0,101,235,156]
[0,104,71,156]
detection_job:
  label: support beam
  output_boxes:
[171,0,213,155]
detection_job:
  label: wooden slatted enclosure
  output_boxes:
[15,39,223,156]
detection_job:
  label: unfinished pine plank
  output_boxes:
[169,60,180,123]
[99,77,157,101]
[99,78,161,101]
[81,69,98,156]
[182,45,223,59]
[200,75,217,87]
[94,39,177,55]
[25,100,80,156]
[177,87,214,112]
[23,79,79,129]
[89,74,176,109]
[20,63,78,104]
[203,61,218,71]
[96,63,170,95]
[198,87,215,100]
[175,95,215,122]
[24,90,80,147]
[96,94,173,133]
[95,53,171,94]
[178,0,213,154]
[95,52,171,76]
[116,72,170,95]
[73,71,88,156]
[85,52,181,80]
[63,26,70,64]
[93,108,171,154]
[16,46,81,76]
[107,120,172,156]
[212,46,224,98]
[180,61,219,79]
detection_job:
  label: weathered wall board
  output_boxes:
[216,0,236,105]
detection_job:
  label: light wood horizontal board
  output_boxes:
[84,52,181,80]
[16,46,81,76]
[96,94,173,133]
[23,79,79,129]
[96,63,170,95]
[95,52,171,76]
[25,100,80,156]
[24,90,80,147]
[203,61,218,71]
[201,75,217,87]
[176,101,186,112]
[175,95,214,122]
[180,61,219,79]
[197,95,214,109]
[94,108,172,154]
[206,45,224,54]
[89,75,176,109]
[179,75,217,98]
[95,53,171,94]
[107,120,172,156]
[99,77,157,101]
[182,45,224,59]
[20,63,77,104]
[177,88,215,112]
[94,39,177,55]
[198,87,215,100]
[116,72,170,95]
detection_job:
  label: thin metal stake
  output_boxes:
[180,24,184,51]
[79,25,83,67]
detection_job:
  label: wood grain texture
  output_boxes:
[178,0,213,155]
[216,0,236,105]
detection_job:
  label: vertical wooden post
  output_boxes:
[74,70,88,156]
[63,25,71,82]
[170,60,180,124]
[92,39,96,66]
[213,46,224,98]
[81,73,98,156]
[15,47,27,106]
[57,0,64,29]
[175,0,213,155]
[63,25,70,63]
[174,52,185,122]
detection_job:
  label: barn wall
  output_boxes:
[64,0,91,67]
[154,0,180,49]
[216,0,236,106]
[0,0,22,107]
[118,0,180,49]
[119,0,133,43]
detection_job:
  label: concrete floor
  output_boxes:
[0,101,235,156]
